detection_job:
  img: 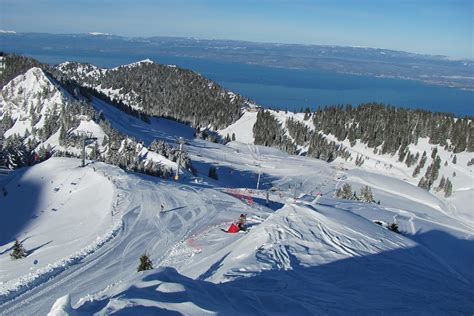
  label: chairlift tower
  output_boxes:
[174,137,186,181]
[76,131,97,167]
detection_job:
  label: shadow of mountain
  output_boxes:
[405,229,474,285]
[74,230,474,315]
[0,168,43,247]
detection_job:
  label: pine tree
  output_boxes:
[58,126,67,146]
[360,185,374,202]
[232,133,236,141]
[412,165,421,177]
[10,240,27,259]
[137,253,153,272]
[303,107,311,120]
[444,178,453,197]
[437,176,446,192]
[336,183,353,199]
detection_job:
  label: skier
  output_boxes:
[161,203,165,211]
[237,214,247,231]
[224,214,248,233]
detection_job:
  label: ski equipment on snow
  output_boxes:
[227,223,240,233]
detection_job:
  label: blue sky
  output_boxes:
[1,0,472,59]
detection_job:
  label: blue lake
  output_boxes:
[18,51,474,116]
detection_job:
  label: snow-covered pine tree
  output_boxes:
[10,240,27,259]
[360,185,374,203]
[336,183,353,200]
[137,253,153,272]
[437,176,446,192]
[444,178,453,197]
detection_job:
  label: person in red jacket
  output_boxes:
[238,214,247,231]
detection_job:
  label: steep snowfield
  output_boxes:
[0,67,64,138]
[218,110,257,143]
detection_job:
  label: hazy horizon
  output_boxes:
[1,0,472,60]
[1,29,472,62]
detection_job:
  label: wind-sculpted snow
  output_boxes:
[49,201,474,315]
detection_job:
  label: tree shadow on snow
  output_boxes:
[190,160,278,191]
[26,240,53,256]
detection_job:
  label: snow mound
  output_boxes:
[178,202,416,283]
[0,158,116,298]
[53,201,474,315]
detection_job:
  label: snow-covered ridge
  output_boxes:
[57,61,105,81]
[0,67,65,138]
[114,59,154,69]
[56,60,151,110]
[0,66,178,173]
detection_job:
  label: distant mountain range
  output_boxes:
[1,32,473,90]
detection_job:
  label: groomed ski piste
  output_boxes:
[0,67,473,315]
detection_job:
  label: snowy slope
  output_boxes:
[222,108,474,222]
[47,190,474,315]
[0,136,472,314]
[0,158,115,296]
[218,110,257,143]
[0,62,472,315]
